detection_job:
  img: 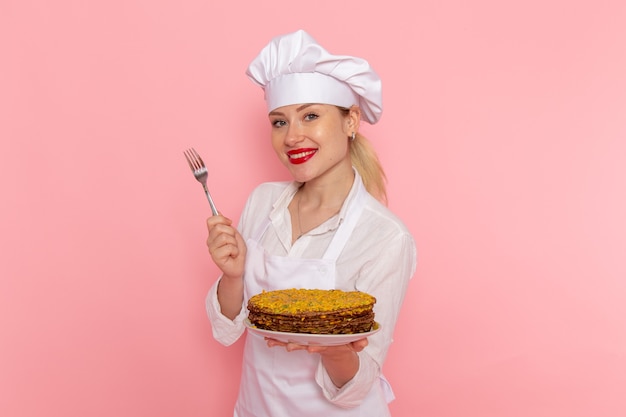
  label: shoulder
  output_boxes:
[361,193,413,239]
[239,181,293,234]
[247,181,292,206]
[250,181,292,195]
[343,193,417,280]
[355,193,417,259]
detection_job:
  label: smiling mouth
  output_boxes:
[287,149,317,164]
[289,150,315,159]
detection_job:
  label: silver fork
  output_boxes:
[183,147,218,215]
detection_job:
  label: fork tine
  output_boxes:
[183,147,218,216]
[184,148,200,171]
[190,147,206,168]
[183,149,195,171]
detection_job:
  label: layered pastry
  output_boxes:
[247,288,376,334]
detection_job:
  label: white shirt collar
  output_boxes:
[269,168,363,240]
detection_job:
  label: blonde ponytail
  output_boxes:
[350,132,387,205]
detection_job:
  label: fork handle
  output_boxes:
[202,185,219,216]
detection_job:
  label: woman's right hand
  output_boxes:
[206,214,247,280]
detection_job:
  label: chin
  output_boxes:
[289,169,314,183]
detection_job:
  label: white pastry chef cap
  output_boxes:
[246,30,383,124]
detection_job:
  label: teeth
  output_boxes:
[289,150,315,159]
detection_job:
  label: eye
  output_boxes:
[271,119,287,128]
[304,112,319,121]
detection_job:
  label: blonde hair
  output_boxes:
[350,132,387,205]
[337,106,387,204]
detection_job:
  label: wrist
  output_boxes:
[323,348,358,362]
[221,273,243,282]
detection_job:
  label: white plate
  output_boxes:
[244,319,381,346]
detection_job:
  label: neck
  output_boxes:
[291,170,355,242]
[298,168,355,209]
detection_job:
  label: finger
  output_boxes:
[210,230,238,248]
[350,338,369,352]
[265,337,288,347]
[208,224,237,242]
[306,345,327,353]
[209,245,241,264]
[286,342,308,352]
[207,214,232,227]
[234,230,247,257]
[207,230,240,255]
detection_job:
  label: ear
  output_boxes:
[345,105,361,135]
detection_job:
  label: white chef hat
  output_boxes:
[246,30,383,124]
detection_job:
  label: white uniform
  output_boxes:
[206,172,417,416]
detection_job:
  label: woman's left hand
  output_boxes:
[265,337,368,354]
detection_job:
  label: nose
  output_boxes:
[284,120,303,147]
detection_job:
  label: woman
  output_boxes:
[205,30,416,417]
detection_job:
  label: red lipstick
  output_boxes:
[287,148,317,164]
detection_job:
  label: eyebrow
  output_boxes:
[268,103,315,117]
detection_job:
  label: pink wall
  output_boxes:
[2,1,625,416]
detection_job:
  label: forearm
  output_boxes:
[216,275,244,320]
[320,349,360,388]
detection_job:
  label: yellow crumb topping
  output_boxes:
[248,288,375,314]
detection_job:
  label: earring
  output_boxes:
[350,132,356,142]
